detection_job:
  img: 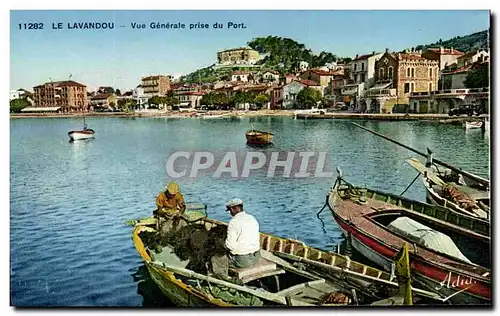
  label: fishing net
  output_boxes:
[204,284,264,306]
[441,185,477,212]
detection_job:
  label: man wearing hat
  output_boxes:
[224,198,261,269]
[155,182,186,236]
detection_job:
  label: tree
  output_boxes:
[115,89,121,96]
[104,87,115,94]
[297,87,322,109]
[148,96,163,105]
[10,98,30,113]
[109,101,116,109]
[464,62,489,88]
[254,93,270,109]
[117,98,127,109]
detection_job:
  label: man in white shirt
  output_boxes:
[224,198,261,269]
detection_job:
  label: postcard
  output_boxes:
[9,9,491,307]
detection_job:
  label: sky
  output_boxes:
[10,10,490,92]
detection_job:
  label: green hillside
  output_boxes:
[414,29,489,53]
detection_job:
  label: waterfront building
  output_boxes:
[325,72,349,105]
[133,85,149,109]
[270,86,283,109]
[441,56,489,90]
[33,80,88,112]
[175,91,205,109]
[141,75,171,98]
[282,80,322,109]
[90,93,117,110]
[409,87,489,114]
[364,49,439,113]
[340,52,384,110]
[216,47,260,66]
[421,47,464,70]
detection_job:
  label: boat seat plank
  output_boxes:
[276,279,326,296]
[229,258,285,283]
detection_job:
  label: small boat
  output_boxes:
[326,171,491,305]
[68,115,95,141]
[202,114,225,119]
[406,158,490,220]
[130,207,443,306]
[245,130,273,145]
[463,121,483,129]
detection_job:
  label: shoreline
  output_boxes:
[10,110,295,119]
[10,110,488,123]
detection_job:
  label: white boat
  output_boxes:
[68,129,95,141]
[463,121,483,129]
[294,108,325,118]
[68,115,95,141]
[202,114,225,119]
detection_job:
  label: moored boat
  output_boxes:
[245,130,273,145]
[68,114,95,141]
[463,121,483,129]
[326,171,491,305]
[68,128,95,141]
[130,208,443,306]
[406,158,490,220]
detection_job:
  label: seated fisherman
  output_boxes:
[155,182,186,236]
[224,198,261,269]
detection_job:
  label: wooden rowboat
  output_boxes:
[406,158,490,220]
[130,209,443,306]
[327,172,491,305]
[245,130,273,145]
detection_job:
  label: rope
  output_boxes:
[400,172,421,196]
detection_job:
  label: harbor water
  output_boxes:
[10,116,490,306]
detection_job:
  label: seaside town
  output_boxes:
[10,34,490,120]
[11,18,491,308]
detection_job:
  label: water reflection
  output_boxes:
[131,264,175,307]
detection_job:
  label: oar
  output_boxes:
[350,122,489,187]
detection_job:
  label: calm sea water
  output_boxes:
[10,116,490,306]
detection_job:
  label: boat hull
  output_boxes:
[68,130,95,141]
[245,131,273,145]
[333,213,490,305]
[327,179,491,305]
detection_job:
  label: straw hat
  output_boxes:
[165,182,180,195]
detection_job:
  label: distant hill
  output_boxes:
[414,30,489,53]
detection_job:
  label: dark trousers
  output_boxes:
[209,250,261,280]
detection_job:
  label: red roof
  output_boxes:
[296,79,320,87]
[91,93,112,100]
[308,69,335,76]
[284,74,296,77]
[178,91,205,96]
[427,48,464,55]
[442,65,471,75]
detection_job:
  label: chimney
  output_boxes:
[372,51,375,55]
[450,47,453,53]
[440,46,444,53]
[385,48,390,53]
[355,54,359,59]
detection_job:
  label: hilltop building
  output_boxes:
[216,47,260,66]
